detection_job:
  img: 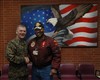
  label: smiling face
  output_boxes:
[34,28,44,38]
[16,25,26,40]
[34,22,44,38]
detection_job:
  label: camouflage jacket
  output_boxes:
[5,37,29,77]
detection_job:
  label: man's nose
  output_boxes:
[22,31,26,33]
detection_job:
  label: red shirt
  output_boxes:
[28,35,61,69]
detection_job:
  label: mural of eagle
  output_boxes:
[21,4,94,47]
[47,4,93,47]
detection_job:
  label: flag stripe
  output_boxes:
[68,42,97,46]
[71,27,97,33]
[75,16,97,23]
[88,5,97,13]
[83,11,97,18]
[73,32,97,38]
[61,11,72,18]
[67,22,97,30]
[60,4,78,14]
[66,37,97,44]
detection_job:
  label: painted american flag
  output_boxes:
[21,6,55,41]
[59,4,98,47]
[21,4,98,47]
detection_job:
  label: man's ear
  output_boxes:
[41,28,44,32]
[16,31,18,34]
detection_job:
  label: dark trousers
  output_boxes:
[32,65,53,80]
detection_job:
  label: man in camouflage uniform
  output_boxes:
[5,24,30,80]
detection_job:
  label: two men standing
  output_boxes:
[6,22,61,80]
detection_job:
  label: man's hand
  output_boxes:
[24,57,30,64]
[50,69,57,75]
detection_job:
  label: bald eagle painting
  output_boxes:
[21,4,98,47]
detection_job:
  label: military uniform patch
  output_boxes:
[31,41,35,47]
[54,40,58,45]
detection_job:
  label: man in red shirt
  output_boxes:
[28,22,61,80]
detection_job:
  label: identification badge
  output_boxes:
[33,50,38,55]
